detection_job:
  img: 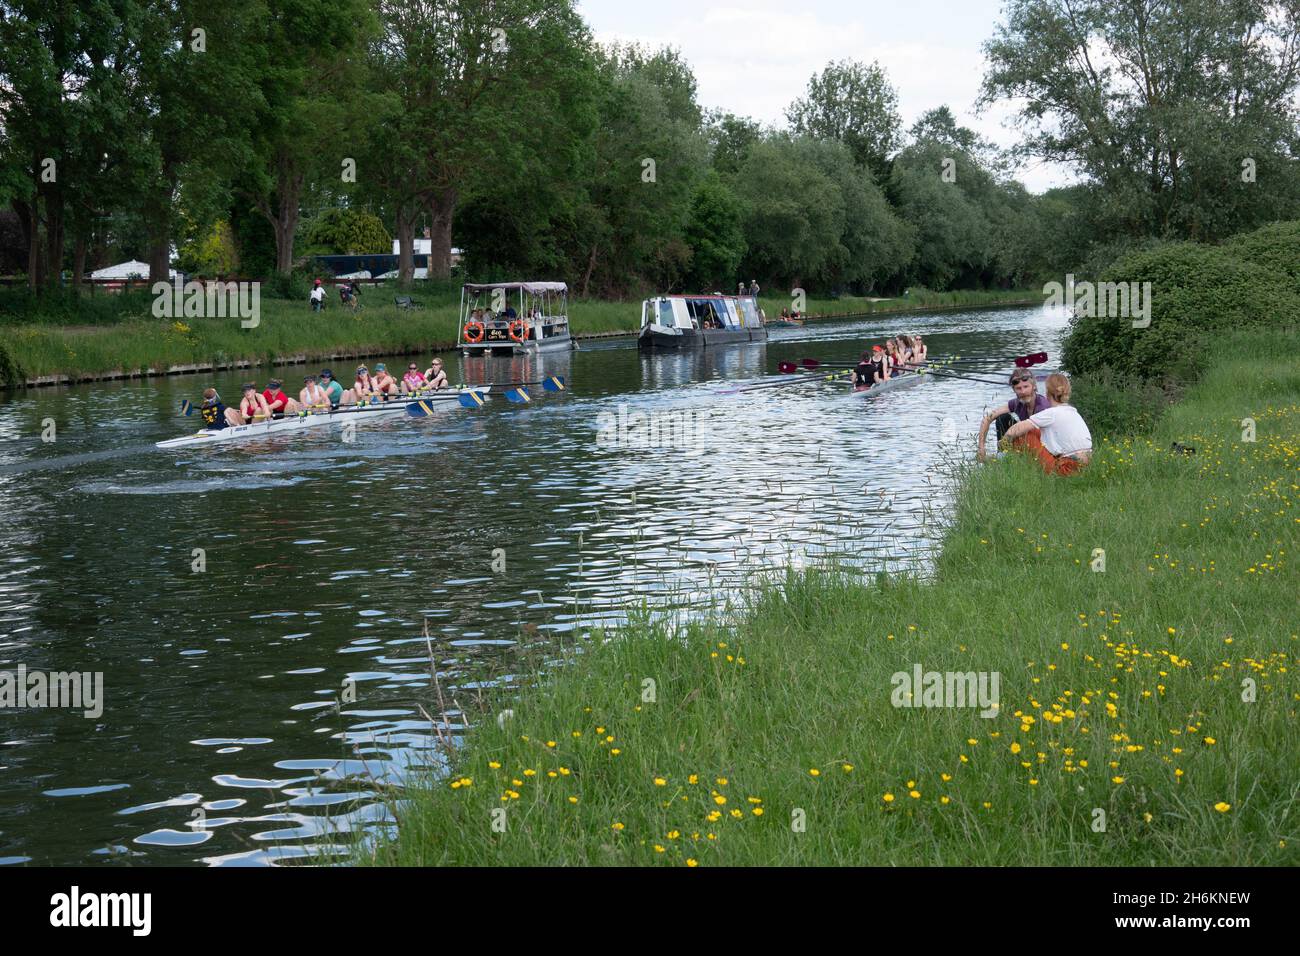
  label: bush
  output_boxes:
[1069,368,1176,438]
[0,286,155,327]
[1220,220,1300,294]
[1061,239,1300,382]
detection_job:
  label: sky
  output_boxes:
[577,0,1080,194]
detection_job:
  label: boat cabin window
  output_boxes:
[658,300,676,327]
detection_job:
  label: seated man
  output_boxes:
[999,373,1093,476]
[977,368,1048,461]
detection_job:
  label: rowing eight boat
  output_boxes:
[156,387,489,449]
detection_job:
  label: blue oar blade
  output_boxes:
[458,389,487,409]
[406,400,437,418]
[542,375,566,392]
[179,399,194,416]
[504,387,531,404]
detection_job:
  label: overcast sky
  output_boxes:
[578,0,1080,194]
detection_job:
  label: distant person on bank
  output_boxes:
[310,279,326,312]
[997,373,1093,476]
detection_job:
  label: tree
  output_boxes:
[683,170,745,290]
[980,0,1300,242]
[786,59,902,177]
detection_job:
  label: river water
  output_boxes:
[0,304,1066,865]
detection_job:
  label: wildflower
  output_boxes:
[610,748,622,756]
[654,777,666,787]
[611,822,625,831]
[688,774,698,785]
[686,859,698,867]
[1203,737,1217,745]
[716,777,728,786]
[523,769,536,777]
[729,809,743,819]
[752,807,763,816]
[1112,776,1125,785]
[842,764,854,772]
[1143,812,1153,823]
[666,830,680,839]
[882,793,895,803]
[568,796,578,804]
[809,768,820,777]
[713,794,726,805]
[559,766,571,776]
[654,845,665,853]
[909,790,921,799]
[488,761,501,769]
[545,741,556,748]
[571,731,581,738]
[1010,742,1021,755]
[1214,802,1231,813]
[941,773,952,782]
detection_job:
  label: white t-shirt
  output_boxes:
[1029,404,1093,456]
[310,287,325,302]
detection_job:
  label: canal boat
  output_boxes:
[638,294,768,349]
[156,388,489,449]
[458,281,573,356]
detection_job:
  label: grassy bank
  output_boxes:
[363,330,1298,866]
[0,285,1036,387]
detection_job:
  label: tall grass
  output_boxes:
[361,331,1299,866]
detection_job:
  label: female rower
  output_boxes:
[353,365,379,404]
[884,339,902,374]
[870,344,891,383]
[401,363,427,394]
[319,369,347,407]
[424,357,449,390]
[1000,373,1093,476]
[912,334,927,363]
[372,363,399,398]
[300,375,331,412]
[852,351,874,390]
[262,378,302,416]
[238,384,274,424]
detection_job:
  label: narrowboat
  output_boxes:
[637,294,768,349]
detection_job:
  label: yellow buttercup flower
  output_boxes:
[882,793,895,803]
[1214,802,1231,813]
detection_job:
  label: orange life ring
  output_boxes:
[508,319,528,343]
[463,321,485,344]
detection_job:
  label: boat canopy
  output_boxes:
[462,281,568,294]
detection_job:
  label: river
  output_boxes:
[0,303,1066,865]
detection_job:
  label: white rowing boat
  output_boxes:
[156,387,489,450]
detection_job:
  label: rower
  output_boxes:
[871,344,892,383]
[424,357,449,390]
[353,364,378,404]
[912,334,928,362]
[1000,373,1093,475]
[852,351,874,389]
[401,362,427,395]
[319,369,346,408]
[199,388,242,430]
[300,374,331,412]
[372,363,399,398]
[237,383,274,424]
[262,378,301,417]
[976,368,1049,461]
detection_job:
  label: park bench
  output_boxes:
[394,295,423,310]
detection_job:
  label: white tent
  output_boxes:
[89,260,179,280]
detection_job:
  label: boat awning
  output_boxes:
[462,281,568,294]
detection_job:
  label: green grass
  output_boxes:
[360,331,1299,866]
[1,285,1039,385]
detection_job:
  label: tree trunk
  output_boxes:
[13,199,42,291]
[274,152,303,274]
[426,187,457,279]
[395,203,416,283]
[72,232,87,290]
[43,188,65,289]
[580,242,598,298]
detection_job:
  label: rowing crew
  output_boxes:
[852,334,928,387]
[196,358,452,430]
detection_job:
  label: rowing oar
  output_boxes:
[793,351,1048,372]
[722,369,851,395]
[407,390,493,416]
[898,364,1032,387]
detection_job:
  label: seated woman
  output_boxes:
[1000,373,1092,476]
[402,363,427,394]
[372,364,399,398]
[352,364,379,403]
[423,357,449,390]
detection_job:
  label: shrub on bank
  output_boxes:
[1220,220,1300,294]
[1061,233,1300,383]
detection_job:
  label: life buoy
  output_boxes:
[463,321,485,343]
[508,319,528,343]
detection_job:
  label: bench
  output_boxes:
[394,295,423,310]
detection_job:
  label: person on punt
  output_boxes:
[401,362,427,394]
[372,363,399,398]
[997,373,1093,476]
[977,368,1049,462]
[237,383,274,424]
[300,374,331,412]
[199,388,242,430]
[261,378,302,417]
[319,369,346,408]
[423,357,449,390]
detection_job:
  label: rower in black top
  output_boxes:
[853,351,874,388]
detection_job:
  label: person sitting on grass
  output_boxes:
[998,372,1093,476]
[977,368,1049,462]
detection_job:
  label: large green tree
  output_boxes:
[981,0,1300,242]
[786,59,903,178]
